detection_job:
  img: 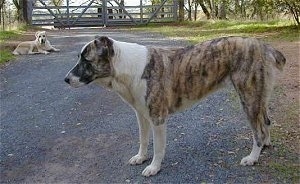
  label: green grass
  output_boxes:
[0,30,22,64]
[132,20,299,43]
[0,49,15,63]
[0,31,20,43]
[268,161,300,183]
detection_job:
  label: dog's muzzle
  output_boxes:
[64,73,85,88]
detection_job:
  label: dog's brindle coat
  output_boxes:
[65,36,285,177]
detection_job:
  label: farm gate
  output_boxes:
[27,0,178,28]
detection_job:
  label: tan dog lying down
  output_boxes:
[13,31,60,55]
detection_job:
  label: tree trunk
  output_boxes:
[197,0,210,19]
[209,0,217,19]
[0,0,3,25]
[178,0,184,22]
[240,0,246,18]
[286,1,300,25]
[234,0,239,16]
[194,2,198,20]
[219,0,226,19]
[187,0,192,21]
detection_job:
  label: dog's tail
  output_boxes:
[266,44,286,71]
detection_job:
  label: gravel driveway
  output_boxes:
[1,28,277,183]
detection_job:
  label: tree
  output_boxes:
[196,0,210,19]
[278,0,300,25]
[0,0,4,25]
[178,0,184,21]
[218,0,226,19]
[50,0,64,18]
[12,0,21,21]
[186,0,192,21]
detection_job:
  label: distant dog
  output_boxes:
[65,36,285,177]
[13,31,60,55]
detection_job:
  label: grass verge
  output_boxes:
[131,20,299,43]
[0,30,23,64]
[0,49,15,63]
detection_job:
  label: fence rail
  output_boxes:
[28,0,178,28]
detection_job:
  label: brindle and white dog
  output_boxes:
[64,36,285,177]
[13,31,60,55]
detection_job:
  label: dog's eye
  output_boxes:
[43,35,45,37]
[39,36,41,38]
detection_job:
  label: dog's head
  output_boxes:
[35,31,47,44]
[64,36,115,88]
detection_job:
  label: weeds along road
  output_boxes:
[0,28,281,183]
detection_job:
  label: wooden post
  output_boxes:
[22,0,33,25]
[140,0,143,24]
[173,0,178,21]
[66,0,70,28]
[178,0,184,22]
[103,0,107,26]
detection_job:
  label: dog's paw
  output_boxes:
[129,154,147,165]
[44,51,50,55]
[54,48,60,52]
[142,165,160,177]
[240,155,258,166]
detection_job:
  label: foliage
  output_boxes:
[276,0,300,25]
[182,0,300,25]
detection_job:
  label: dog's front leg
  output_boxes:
[28,45,39,55]
[45,41,60,52]
[129,112,150,165]
[51,46,60,52]
[142,123,166,177]
[37,48,49,55]
[48,45,60,52]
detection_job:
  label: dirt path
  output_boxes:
[0,28,298,183]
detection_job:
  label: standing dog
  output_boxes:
[13,31,60,55]
[64,36,285,177]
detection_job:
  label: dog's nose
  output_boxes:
[64,77,70,84]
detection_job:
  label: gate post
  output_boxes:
[173,0,178,21]
[102,0,107,26]
[140,0,143,24]
[23,0,33,25]
[66,0,70,28]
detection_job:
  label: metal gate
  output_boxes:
[29,0,178,28]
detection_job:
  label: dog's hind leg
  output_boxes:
[231,69,272,166]
[129,112,151,165]
[12,49,19,55]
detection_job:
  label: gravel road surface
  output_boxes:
[1,29,277,183]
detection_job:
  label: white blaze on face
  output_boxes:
[65,40,95,88]
[37,31,47,44]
